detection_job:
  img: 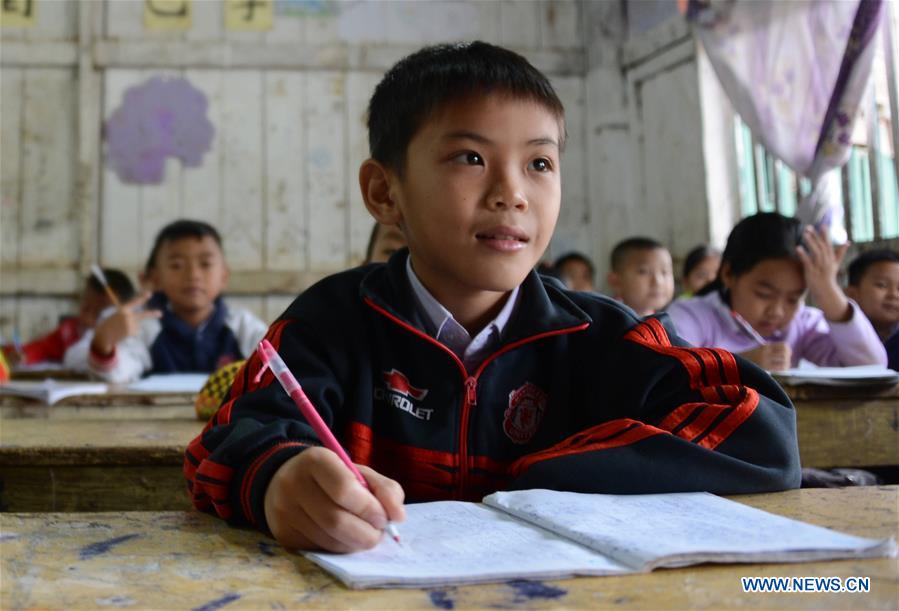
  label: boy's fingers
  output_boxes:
[124,291,153,310]
[302,477,384,550]
[136,308,163,321]
[360,465,406,523]
[309,450,388,529]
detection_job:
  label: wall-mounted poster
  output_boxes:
[144,0,192,31]
[226,0,273,31]
[1,0,35,28]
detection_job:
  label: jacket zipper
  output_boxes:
[364,297,589,497]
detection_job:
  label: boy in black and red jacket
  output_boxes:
[185,42,800,554]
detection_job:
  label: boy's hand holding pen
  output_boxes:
[256,340,406,553]
[89,292,162,357]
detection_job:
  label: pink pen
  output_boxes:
[255,339,401,544]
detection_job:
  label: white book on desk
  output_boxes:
[305,489,896,589]
[125,373,208,393]
[0,379,109,405]
[772,364,899,386]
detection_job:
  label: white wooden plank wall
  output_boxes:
[1,0,589,339]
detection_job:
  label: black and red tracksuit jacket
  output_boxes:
[185,250,801,532]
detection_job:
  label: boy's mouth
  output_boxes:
[475,228,529,252]
[475,227,529,243]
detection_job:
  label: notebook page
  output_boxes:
[304,500,632,589]
[484,490,896,570]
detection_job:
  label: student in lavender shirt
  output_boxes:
[667,213,887,372]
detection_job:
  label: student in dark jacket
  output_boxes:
[185,41,801,554]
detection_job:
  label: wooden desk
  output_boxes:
[785,384,899,469]
[0,419,201,512]
[1,487,896,610]
[0,391,197,419]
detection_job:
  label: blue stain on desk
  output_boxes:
[79,534,141,560]
[508,580,567,602]
[428,589,454,609]
[190,593,241,611]
[257,541,277,556]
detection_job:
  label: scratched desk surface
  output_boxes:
[2,487,897,610]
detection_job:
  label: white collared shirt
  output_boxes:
[406,256,519,371]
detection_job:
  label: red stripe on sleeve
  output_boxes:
[699,388,759,449]
[240,441,306,526]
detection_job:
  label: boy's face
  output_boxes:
[847,261,899,327]
[385,94,562,301]
[150,236,229,316]
[558,259,594,292]
[608,248,674,317]
[78,286,111,330]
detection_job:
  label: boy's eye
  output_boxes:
[529,158,552,172]
[451,152,483,166]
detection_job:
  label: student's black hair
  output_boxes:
[145,219,223,272]
[610,237,665,272]
[697,212,804,299]
[554,251,595,276]
[86,268,136,303]
[367,41,566,175]
[682,244,721,280]
[847,248,899,286]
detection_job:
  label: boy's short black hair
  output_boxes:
[847,249,899,286]
[145,219,223,272]
[554,251,595,275]
[86,268,136,303]
[367,41,566,175]
[610,237,665,271]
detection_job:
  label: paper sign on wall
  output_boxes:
[225,0,273,31]
[144,0,192,31]
[1,0,36,28]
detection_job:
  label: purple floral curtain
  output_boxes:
[688,0,884,241]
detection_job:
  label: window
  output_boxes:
[735,5,899,246]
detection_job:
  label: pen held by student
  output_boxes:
[255,339,402,544]
[90,264,122,309]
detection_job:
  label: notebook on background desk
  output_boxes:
[772,365,899,386]
[305,489,896,589]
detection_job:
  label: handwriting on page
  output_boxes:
[305,501,629,587]
[485,490,883,570]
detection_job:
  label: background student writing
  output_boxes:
[2,269,134,368]
[667,212,887,371]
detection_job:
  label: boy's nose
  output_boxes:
[486,171,528,211]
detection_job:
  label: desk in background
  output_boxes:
[2,487,897,610]
[0,390,197,419]
[785,384,899,469]
[0,418,200,512]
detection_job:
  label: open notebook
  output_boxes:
[772,365,899,386]
[0,380,108,405]
[305,489,896,589]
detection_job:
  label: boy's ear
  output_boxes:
[359,159,402,225]
[221,263,231,288]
